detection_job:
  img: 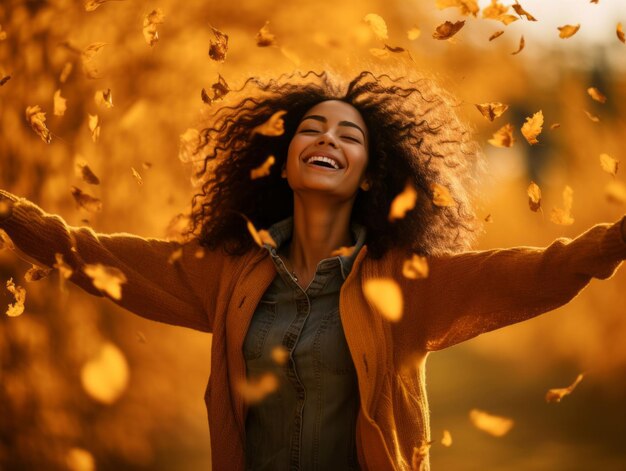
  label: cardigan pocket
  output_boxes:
[243,300,278,360]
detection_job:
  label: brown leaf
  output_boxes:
[252,110,287,137]
[363,13,388,40]
[618,23,625,43]
[53,89,67,116]
[584,110,600,122]
[436,0,479,17]
[489,30,504,41]
[484,213,493,223]
[0,75,10,86]
[550,123,561,130]
[512,1,537,21]
[402,254,429,280]
[527,181,542,212]
[208,25,228,62]
[432,20,465,40]
[24,265,52,282]
[5,278,26,317]
[88,114,100,142]
[25,105,52,143]
[389,182,418,221]
[488,123,515,148]
[475,102,508,121]
[521,110,543,144]
[256,21,276,47]
[75,158,101,185]
[431,183,455,207]
[550,185,574,226]
[201,74,230,104]
[251,155,276,180]
[363,278,403,322]
[605,180,626,204]
[511,35,525,55]
[84,264,127,300]
[546,373,584,403]
[599,153,619,177]
[482,0,509,19]
[94,88,113,108]
[71,186,102,212]
[59,62,73,83]
[558,24,580,39]
[143,9,165,47]
[469,409,514,436]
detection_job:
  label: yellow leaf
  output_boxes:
[545,373,584,403]
[527,181,542,212]
[252,110,287,137]
[53,89,67,116]
[550,185,574,225]
[482,0,509,19]
[407,26,421,40]
[94,88,113,108]
[389,182,418,221]
[499,14,519,25]
[143,9,164,47]
[88,114,100,143]
[431,183,455,207]
[441,429,453,447]
[237,372,279,404]
[246,220,277,248]
[271,345,289,365]
[469,409,514,436]
[599,153,619,177]
[402,254,429,280]
[256,21,276,47]
[436,0,479,17]
[363,13,388,40]
[66,447,95,471]
[71,186,102,212]
[488,123,515,148]
[330,246,356,257]
[5,278,26,317]
[208,25,228,62]
[80,342,129,404]
[617,23,625,43]
[605,180,626,204]
[558,24,580,39]
[511,35,525,55]
[433,20,465,40]
[24,265,51,282]
[512,1,537,21]
[475,102,508,121]
[521,110,543,144]
[251,156,276,180]
[83,263,127,300]
[25,105,52,143]
[363,278,403,322]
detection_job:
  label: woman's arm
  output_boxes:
[392,216,626,353]
[0,189,224,332]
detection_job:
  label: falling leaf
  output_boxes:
[617,23,625,43]
[75,158,100,185]
[489,30,504,41]
[546,373,584,403]
[25,105,52,143]
[475,102,508,121]
[484,213,493,223]
[194,247,205,259]
[488,123,515,148]
[94,88,113,108]
[363,278,403,322]
[131,167,143,185]
[53,90,67,116]
[521,110,543,145]
[363,13,388,40]
[550,123,561,130]
[558,24,580,39]
[168,247,182,264]
[511,35,525,55]
[6,278,26,317]
[256,21,276,47]
[411,441,431,471]
[605,180,626,204]
[59,62,73,83]
[407,26,421,40]
[512,1,537,21]
[550,185,574,225]
[482,0,509,19]
[527,181,542,212]
[431,183,455,207]
[441,430,453,447]
[499,14,519,25]
[435,0,479,16]
[143,9,164,46]
[142,161,153,170]
[599,153,619,177]
[24,265,52,282]
[584,110,600,122]
[271,345,289,365]
[66,447,95,471]
[201,74,230,104]
[0,75,10,86]
[469,409,514,437]
[237,372,279,404]
[71,186,102,212]
[251,155,276,179]
[252,110,287,137]
[208,25,228,62]
[84,0,122,12]
[247,220,277,248]
[81,42,107,79]
[88,114,100,142]
[402,254,429,280]
[331,246,356,257]
[80,342,129,404]
[433,20,465,40]
[389,182,418,221]
[84,263,127,299]
[587,87,606,103]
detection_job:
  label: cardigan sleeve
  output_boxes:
[0,189,224,332]
[393,216,626,353]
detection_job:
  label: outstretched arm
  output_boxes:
[393,216,626,354]
[0,190,224,332]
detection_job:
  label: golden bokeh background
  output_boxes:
[1,0,626,469]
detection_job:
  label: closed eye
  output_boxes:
[299,128,319,133]
[342,136,361,143]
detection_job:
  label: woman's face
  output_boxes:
[284,100,369,200]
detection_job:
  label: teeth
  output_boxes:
[305,155,340,169]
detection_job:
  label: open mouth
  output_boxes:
[303,155,343,170]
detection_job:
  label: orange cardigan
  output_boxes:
[2,191,626,470]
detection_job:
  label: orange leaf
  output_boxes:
[545,373,584,403]
[431,183,455,207]
[512,1,537,21]
[469,409,514,436]
[489,30,504,41]
[599,153,619,177]
[488,123,515,148]
[251,155,276,179]
[94,88,113,108]
[527,181,542,212]
[142,9,164,47]
[5,278,26,317]
[475,102,508,121]
[435,0,479,17]
[389,181,418,221]
[363,13,388,40]
[53,89,67,116]
[25,105,52,143]
[617,23,625,43]
[432,21,465,40]
[587,87,606,103]
[511,35,525,55]
[246,220,277,248]
[482,0,509,20]
[208,25,228,62]
[256,21,276,47]
[237,373,279,404]
[407,26,421,40]
[584,110,600,122]
[271,346,289,365]
[363,278,403,322]
[550,185,574,225]
[441,429,453,447]
[557,24,580,39]
[84,264,128,300]
[402,254,429,280]
[521,110,543,145]
[24,265,51,282]
[252,110,287,137]
[80,342,129,404]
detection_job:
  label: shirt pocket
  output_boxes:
[243,300,278,360]
[314,308,356,374]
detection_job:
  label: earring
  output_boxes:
[360,181,371,191]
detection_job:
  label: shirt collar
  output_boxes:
[262,216,367,280]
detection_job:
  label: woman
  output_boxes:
[1,70,625,471]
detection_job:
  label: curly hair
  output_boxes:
[185,70,485,260]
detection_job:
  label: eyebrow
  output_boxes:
[300,115,367,139]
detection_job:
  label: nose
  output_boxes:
[316,131,338,148]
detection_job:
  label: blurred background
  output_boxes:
[1,0,626,469]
